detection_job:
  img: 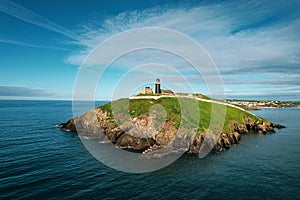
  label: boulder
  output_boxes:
[116,134,155,150]
[59,118,77,132]
[271,123,286,129]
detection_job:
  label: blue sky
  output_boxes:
[0,0,300,100]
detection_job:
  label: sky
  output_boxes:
[0,0,300,101]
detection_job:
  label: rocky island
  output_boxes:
[60,96,285,156]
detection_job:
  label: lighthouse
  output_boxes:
[155,78,161,94]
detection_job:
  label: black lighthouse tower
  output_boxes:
[155,78,161,94]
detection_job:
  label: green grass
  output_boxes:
[98,97,265,134]
[175,93,211,100]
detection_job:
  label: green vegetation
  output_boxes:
[174,93,212,100]
[195,94,211,100]
[98,97,265,135]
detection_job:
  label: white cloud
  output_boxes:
[67,1,300,71]
[67,0,300,99]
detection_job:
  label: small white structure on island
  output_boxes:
[161,89,174,95]
[140,86,153,94]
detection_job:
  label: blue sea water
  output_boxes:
[0,100,299,199]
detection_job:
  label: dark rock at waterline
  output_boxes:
[116,134,155,150]
[234,123,248,134]
[233,132,241,143]
[271,123,286,129]
[212,132,242,153]
[59,118,77,132]
[189,136,204,153]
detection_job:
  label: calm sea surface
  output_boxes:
[0,100,299,199]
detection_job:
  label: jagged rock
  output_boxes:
[234,122,248,134]
[60,118,77,132]
[172,133,192,149]
[189,136,203,153]
[213,137,224,152]
[155,120,177,146]
[106,128,123,143]
[116,134,155,150]
[271,123,286,129]
[222,135,232,149]
[232,132,241,143]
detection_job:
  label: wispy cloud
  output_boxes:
[221,65,300,75]
[65,0,300,99]
[0,0,79,41]
[0,38,71,51]
[67,1,300,69]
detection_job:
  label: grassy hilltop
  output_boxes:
[100,97,263,135]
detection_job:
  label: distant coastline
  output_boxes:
[225,99,300,110]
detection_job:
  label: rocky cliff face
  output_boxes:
[60,105,285,155]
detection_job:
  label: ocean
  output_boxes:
[0,100,299,199]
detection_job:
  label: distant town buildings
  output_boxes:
[225,99,297,109]
[227,100,279,107]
